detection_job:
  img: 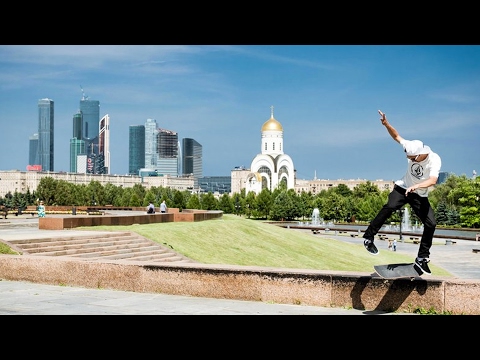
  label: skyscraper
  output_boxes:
[70,138,85,173]
[70,111,85,173]
[156,128,179,177]
[80,96,100,156]
[182,138,202,186]
[72,111,83,139]
[144,119,158,168]
[28,133,39,166]
[129,125,145,175]
[37,98,54,171]
[98,114,110,174]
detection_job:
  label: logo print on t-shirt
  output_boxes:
[410,163,424,179]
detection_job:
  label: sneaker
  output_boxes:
[363,239,379,255]
[414,258,431,275]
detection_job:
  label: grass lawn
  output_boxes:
[87,213,453,276]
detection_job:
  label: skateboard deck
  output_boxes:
[374,263,423,279]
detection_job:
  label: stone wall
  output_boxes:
[39,210,223,230]
[0,255,479,314]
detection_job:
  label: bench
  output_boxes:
[409,237,420,244]
[86,208,104,215]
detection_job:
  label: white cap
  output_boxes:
[403,140,431,156]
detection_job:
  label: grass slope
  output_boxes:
[86,214,452,276]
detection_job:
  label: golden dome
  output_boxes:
[261,106,283,131]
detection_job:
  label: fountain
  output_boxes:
[382,207,423,235]
[402,207,423,233]
[312,208,320,225]
[402,207,411,231]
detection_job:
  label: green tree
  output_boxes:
[129,192,142,207]
[218,193,234,214]
[186,194,201,209]
[173,190,186,211]
[104,183,120,206]
[87,180,105,206]
[244,191,256,219]
[299,191,314,221]
[256,188,272,219]
[54,180,76,206]
[35,177,58,205]
[201,192,217,210]
[270,189,297,221]
[143,190,156,207]
[334,183,353,197]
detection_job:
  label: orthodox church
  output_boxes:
[245,106,295,195]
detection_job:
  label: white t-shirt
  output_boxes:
[394,141,441,197]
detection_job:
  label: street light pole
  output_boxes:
[398,208,404,242]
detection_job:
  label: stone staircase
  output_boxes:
[5,231,197,264]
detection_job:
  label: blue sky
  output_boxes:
[0,45,479,182]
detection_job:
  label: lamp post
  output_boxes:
[398,208,404,242]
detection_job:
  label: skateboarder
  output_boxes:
[363,110,442,275]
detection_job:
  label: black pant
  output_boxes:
[363,185,436,259]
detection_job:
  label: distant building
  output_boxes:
[98,114,110,174]
[0,170,194,198]
[144,119,158,168]
[438,171,451,184]
[182,138,203,188]
[129,125,145,175]
[245,106,295,195]
[156,128,179,177]
[199,176,231,194]
[70,138,86,173]
[80,97,100,157]
[37,98,54,172]
[70,111,85,173]
[28,133,39,167]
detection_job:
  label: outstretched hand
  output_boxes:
[378,110,387,125]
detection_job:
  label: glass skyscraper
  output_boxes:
[129,125,145,175]
[98,114,110,174]
[80,98,100,156]
[72,111,83,139]
[69,111,85,172]
[144,119,158,168]
[157,128,179,177]
[70,138,85,173]
[182,138,202,186]
[37,98,54,171]
[28,133,39,166]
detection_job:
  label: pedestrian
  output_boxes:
[37,201,46,218]
[362,110,442,276]
[160,200,167,213]
[146,202,155,214]
[388,239,393,250]
[393,239,397,252]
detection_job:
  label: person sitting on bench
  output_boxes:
[146,202,155,214]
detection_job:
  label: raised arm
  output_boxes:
[378,110,404,144]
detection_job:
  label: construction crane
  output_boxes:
[80,85,89,100]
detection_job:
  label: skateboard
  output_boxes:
[374,263,423,280]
